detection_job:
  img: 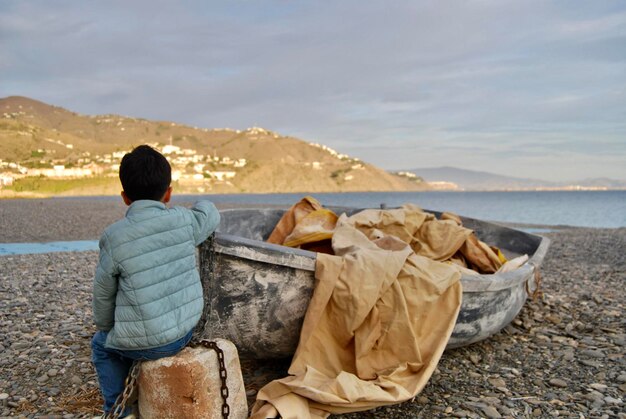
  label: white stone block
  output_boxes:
[138,339,248,418]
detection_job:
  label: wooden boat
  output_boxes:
[196,207,550,359]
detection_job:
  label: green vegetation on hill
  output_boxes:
[7,176,119,195]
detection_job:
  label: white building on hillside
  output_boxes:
[162,145,181,155]
[0,174,14,186]
[27,166,93,178]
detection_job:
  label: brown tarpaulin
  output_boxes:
[251,205,465,418]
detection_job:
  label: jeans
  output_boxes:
[91,329,193,415]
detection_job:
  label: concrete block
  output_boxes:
[138,339,248,418]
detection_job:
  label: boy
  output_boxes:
[91,145,220,417]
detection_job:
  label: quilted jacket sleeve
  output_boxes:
[189,200,221,245]
[92,233,119,331]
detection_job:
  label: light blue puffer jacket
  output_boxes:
[92,200,220,349]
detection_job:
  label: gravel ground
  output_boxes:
[0,198,275,243]
[0,199,624,418]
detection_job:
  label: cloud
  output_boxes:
[0,0,625,181]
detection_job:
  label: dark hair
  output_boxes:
[119,145,171,202]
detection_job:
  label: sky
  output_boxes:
[1,1,625,182]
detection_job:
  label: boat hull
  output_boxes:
[197,208,550,359]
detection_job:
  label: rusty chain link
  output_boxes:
[193,339,231,418]
[104,360,141,419]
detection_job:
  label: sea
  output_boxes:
[173,190,626,229]
[1,190,624,255]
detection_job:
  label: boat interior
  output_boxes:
[216,207,544,260]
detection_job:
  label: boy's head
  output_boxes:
[119,145,172,203]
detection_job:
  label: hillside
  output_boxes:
[0,96,429,195]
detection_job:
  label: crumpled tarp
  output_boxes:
[251,201,467,418]
[267,197,507,274]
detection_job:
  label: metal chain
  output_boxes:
[194,339,231,418]
[192,235,230,417]
[105,360,141,419]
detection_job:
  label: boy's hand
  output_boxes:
[190,201,220,245]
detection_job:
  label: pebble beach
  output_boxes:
[0,198,624,418]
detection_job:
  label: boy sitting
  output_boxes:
[91,145,220,417]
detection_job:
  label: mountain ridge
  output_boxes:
[405,166,626,191]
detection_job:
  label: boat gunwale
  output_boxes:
[214,232,317,271]
[211,230,550,293]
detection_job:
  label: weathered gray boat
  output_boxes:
[197,207,550,359]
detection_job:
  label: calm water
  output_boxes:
[175,190,626,229]
[0,240,99,255]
